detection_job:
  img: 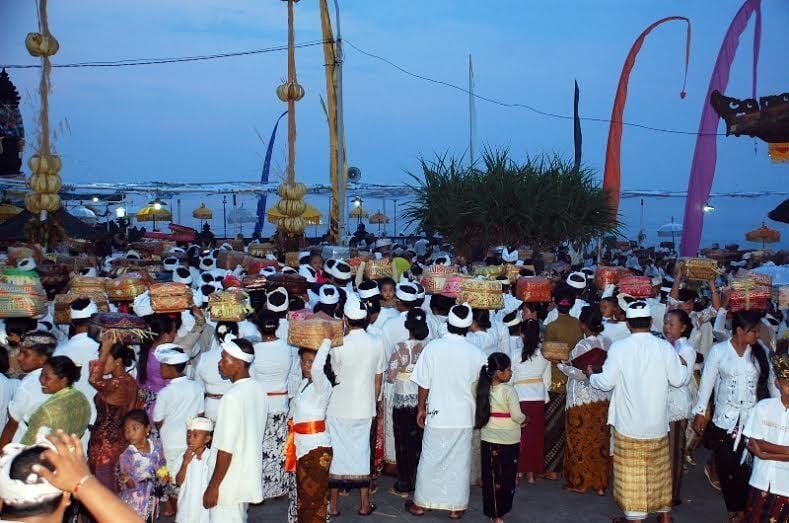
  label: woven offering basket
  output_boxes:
[53,292,110,324]
[516,276,553,303]
[728,277,772,312]
[106,275,147,302]
[88,312,153,345]
[595,266,629,289]
[149,282,193,313]
[618,276,653,298]
[207,290,253,322]
[265,273,308,297]
[542,341,570,363]
[680,257,720,282]
[472,264,504,279]
[0,281,47,318]
[456,279,504,310]
[247,243,275,259]
[284,251,300,269]
[241,275,268,291]
[288,311,344,350]
[69,276,107,294]
[441,275,471,298]
[364,259,393,280]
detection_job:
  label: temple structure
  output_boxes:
[0,68,24,178]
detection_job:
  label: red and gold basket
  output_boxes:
[618,275,653,298]
[595,266,630,288]
[471,264,504,280]
[456,279,504,310]
[106,275,148,302]
[69,276,107,295]
[516,276,553,303]
[149,282,193,313]
[88,312,153,344]
[287,311,344,349]
[441,274,470,298]
[728,277,772,312]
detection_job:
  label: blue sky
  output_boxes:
[1,1,787,244]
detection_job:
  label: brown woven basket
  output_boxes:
[149,282,193,313]
[0,282,48,319]
[53,292,110,324]
[248,243,275,259]
[207,290,253,322]
[595,266,629,288]
[69,276,107,294]
[680,257,720,282]
[106,276,147,302]
[287,311,344,350]
[542,341,570,362]
[364,259,393,280]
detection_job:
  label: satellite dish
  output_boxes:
[347,166,361,182]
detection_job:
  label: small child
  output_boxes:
[742,353,789,522]
[378,277,396,309]
[175,417,214,523]
[476,352,526,523]
[152,344,204,516]
[118,409,168,521]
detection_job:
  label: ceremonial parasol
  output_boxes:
[135,205,172,232]
[368,211,390,234]
[0,201,23,223]
[70,205,98,226]
[745,223,781,249]
[657,221,683,246]
[266,202,322,226]
[192,202,213,228]
[349,206,369,219]
[227,204,256,235]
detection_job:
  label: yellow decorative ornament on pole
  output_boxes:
[273,0,307,240]
[24,0,64,247]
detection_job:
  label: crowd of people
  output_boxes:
[0,238,787,523]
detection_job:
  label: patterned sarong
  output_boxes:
[612,430,671,518]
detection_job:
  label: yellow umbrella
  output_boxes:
[267,202,322,226]
[369,211,389,234]
[349,206,369,219]
[135,205,172,231]
[0,202,23,223]
[192,203,213,220]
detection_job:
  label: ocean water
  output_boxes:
[90,191,788,252]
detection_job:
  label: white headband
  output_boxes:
[221,340,254,363]
[154,343,190,365]
[0,429,61,508]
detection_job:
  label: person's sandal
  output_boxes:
[448,510,465,520]
[358,503,377,516]
[404,501,425,517]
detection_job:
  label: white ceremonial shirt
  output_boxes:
[193,347,232,421]
[743,397,789,497]
[153,376,204,452]
[176,447,213,523]
[275,317,290,344]
[645,297,667,334]
[54,333,100,424]
[252,338,294,414]
[7,369,48,443]
[466,329,498,357]
[667,337,697,422]
[510,348,551,403]
[0,375,20,434]
[237,319,261,343]
[693,340,762,433]
[292,340,333,459]
[327,329,384,419]
[410,332,487,429]
[210,377,268,505]
[590,332,689,439]
[601,320,631,345]
[381,311,410,362]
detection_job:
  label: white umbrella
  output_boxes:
[657,222,683,238]
[750,263,789,287]
[70,205,97,226]
[227,205,256,235]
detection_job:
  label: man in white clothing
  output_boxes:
[203,338,267,523]
[406,303,487,519]
[588,301,689,523]
[544,272,589,325]
[327,295,384,517]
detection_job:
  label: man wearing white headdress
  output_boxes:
[327,295,384,517]
[53,298,100,448]
[544,272,590,325]
[203,338,267,522]
[406,303,486,519]
[588,301,689,523]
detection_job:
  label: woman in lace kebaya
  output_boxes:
[557,305,610,496]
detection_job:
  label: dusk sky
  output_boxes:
[1,1,787,244]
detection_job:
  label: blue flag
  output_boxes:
[255,110,288,236]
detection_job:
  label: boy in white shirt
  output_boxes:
[176,417,214,523]
[742,353,789,522]
[152,343,205,516]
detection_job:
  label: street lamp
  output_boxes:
[92,196,99,203]
[703,201,715,213]
[149,197,164,231]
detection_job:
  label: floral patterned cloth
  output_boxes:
[262,412,289,500]
[117,438,167,520]
[20,386,91,445]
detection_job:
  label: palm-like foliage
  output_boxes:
[403,149,621,257]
